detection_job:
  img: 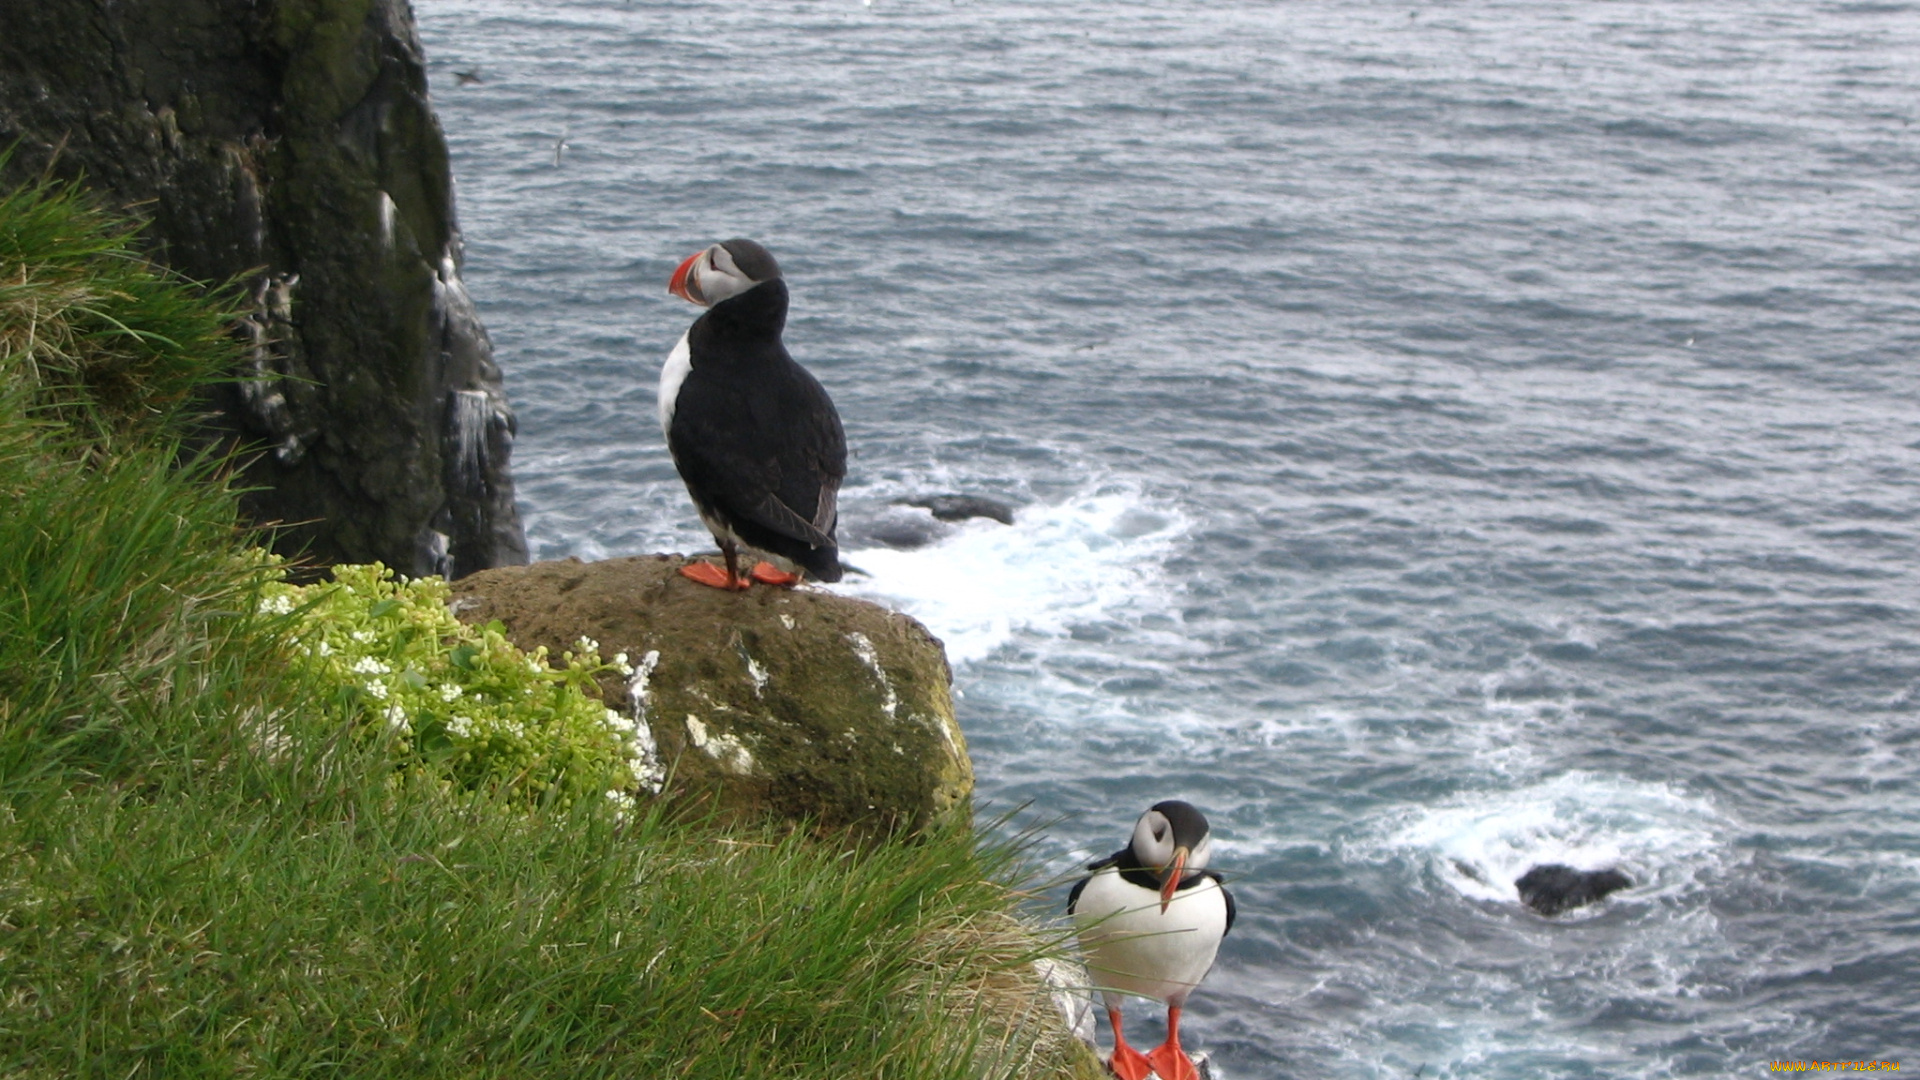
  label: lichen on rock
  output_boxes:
[449,555,974,835]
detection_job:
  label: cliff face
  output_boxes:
[0,0,527,578]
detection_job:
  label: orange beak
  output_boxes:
[1159,846,1189,913]
[667,251,703,303]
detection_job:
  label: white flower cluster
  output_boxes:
[265,561,655,809]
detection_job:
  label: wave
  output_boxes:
[837,482,1189,666]
[1353,770,1731,910]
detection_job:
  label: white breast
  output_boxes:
[1072,869,1228,1009]
[658,330,692,437]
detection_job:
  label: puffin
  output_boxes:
[660,238,846,589]
[1069,800,1234,1080]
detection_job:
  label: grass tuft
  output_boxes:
[0,152,242,446]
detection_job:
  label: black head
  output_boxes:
[718,238,780,281]
[667,238,783,308]
[1130,799,1214,873]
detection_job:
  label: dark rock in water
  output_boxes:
[1516,864,1633,916]
[859,519,947,551]
[0,0,528,579]
[902,494,1016,525]
[842,501,961,550]
[449,556,974,836]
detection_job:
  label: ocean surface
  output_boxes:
[413,2,1920,1075]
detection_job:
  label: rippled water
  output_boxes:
[416,1,1920,1074]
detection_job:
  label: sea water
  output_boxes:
[415,1,1920,1074]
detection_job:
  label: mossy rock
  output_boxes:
[449,556,973,835]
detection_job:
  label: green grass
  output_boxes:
[0,158,278,802]
[0,166,1097,1078]
[1,773,1084,1077]
[0,152,240,443]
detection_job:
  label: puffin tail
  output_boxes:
[800,543,843,583]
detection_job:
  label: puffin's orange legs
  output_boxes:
[749,562,801,587]
[1145,1006,1200,1080]
[1105,1006,1155,1080]
[678,562,750,590]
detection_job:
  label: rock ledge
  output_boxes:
[451,555,973,834]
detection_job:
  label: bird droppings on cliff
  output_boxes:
[376,190,397,248]
[684,715,755,776]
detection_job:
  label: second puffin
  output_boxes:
[1070,800,1235,1080]
[661,239,846,589]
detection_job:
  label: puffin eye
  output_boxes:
[1153,824,1166,842]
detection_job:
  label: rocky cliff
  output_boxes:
[0,0,526,577]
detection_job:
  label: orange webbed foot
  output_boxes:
[678,562,749,590]
[1107,1044,1155,1080]
[749,562,802,587]
[1145,1043,1199,1080]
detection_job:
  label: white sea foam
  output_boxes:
[1354,771,1730,908]
[837,484,1188,666]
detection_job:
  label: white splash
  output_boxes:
[839,485,1188,665]
[1354,771,1731,907]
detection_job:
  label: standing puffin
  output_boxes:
[660,239,845,589]
[1069,800,1234,1080]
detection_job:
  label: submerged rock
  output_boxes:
[902,494,1017,525]
[449,556,973,835]
[844,505,953,551]
[0,0,528,578]
[1515,863,1633,916]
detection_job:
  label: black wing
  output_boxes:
[1204,870,1236,936]
[669,357,844,540]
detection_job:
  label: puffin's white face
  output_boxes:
[668,243,758,308]
[1131,804,1213,876]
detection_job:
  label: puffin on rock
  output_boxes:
[1069,800,1234,1080]
[660,239,846,589]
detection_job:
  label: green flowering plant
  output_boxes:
[259,562,663,809]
